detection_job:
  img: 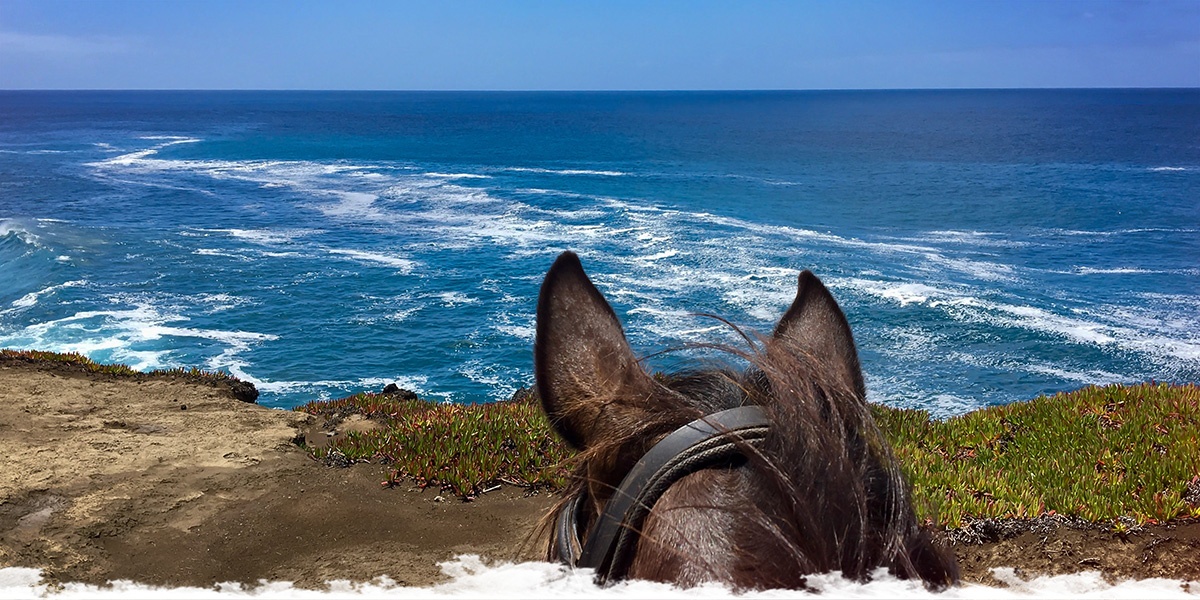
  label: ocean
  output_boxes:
[1,90,1196,414]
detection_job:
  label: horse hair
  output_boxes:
[534,253,958,590]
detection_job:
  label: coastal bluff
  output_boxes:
[0,354,546,588]
[0,353,1196,589]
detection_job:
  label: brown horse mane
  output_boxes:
[539,332,957,589]
[532,252,957,590]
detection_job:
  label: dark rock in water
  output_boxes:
[230,380,259,403]
[509,386,536,403]
[381,383,418,400]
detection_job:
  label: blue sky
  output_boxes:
[1,0,1197,90]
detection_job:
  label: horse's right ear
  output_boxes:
[534,252,662,450]
[770,270,867,398]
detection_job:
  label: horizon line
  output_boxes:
[2,86,1198,93]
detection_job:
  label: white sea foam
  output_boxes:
[438,292,478,307]
[1023,364,1127,386]
[0,302,276,374]
[686,209,940,257]
[916,253,1017,282]
[1148,166,1192,172]
[720,285,795,322]
[70,137,1200,409]
[635,249,680,262]
[413,210,562,249]
[320,191,386,220]
[89,147,404,223]
[386,306,422,322]
[1136,292,1200,310]
[493,324,535,341]
[327,249,417,273]
[528,206,608,220]
[458,361,523,401]
[911,230,1030,248]
[251,375,427,397]
[2,560,1196,598]
[193,248,252,261]
[424,172,491,179]
[1049,227,1200,237]
[838,276,1200,367]
[0,219,43,247]
[9,280,86,309]
[989,304,1117,345]
[1072,266,1156,275]
[140,325,277,345]
[849,278,1123,346]
[835,278,963,307]
[194,228,317,246]
[506,167,629,177]
[193,293,253,314]
[100,137,201,165]
[672,325,725,337]
[87,171,220,195]
[875,326,941,361]
[927,393,981,415]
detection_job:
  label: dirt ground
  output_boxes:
[0,356,1196,590]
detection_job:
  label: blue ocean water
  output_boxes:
[1,90,1197,415]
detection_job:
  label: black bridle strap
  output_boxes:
[570,405,770,582]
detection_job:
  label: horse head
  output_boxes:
[535,251,957,590]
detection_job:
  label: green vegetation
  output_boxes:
[301,382,1200,526]
[296,391,572,499]
[874,382,1200,527]
[0,348,238,383]
[10,349,1194,525]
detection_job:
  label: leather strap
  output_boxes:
[560,405,770,582]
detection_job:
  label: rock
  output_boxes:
[381,384,418,401]
[509,387,536,403]
[322,449,352,468]
[229,380,259,403]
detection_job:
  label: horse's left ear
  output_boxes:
[534,252,665,450]
[770,271,867,398]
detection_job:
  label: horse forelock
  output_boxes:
[539,335,958,589]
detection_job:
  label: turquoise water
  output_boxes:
[1,90,1197,414]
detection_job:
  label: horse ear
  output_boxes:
[534,252,661,450]
[770,271,867,398]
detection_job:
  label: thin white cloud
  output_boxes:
[0,30,133,57]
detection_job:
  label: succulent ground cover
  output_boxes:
[0,348,238,382]
[296,389,572,499]
[8,349,1194,526]
[875,382,1200,527]
[0,348,259,402]
[300,381,1200,527]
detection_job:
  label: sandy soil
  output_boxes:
[0,357,547,588]
[0,355,1196,590]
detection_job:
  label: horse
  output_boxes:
[533,251,958,590]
